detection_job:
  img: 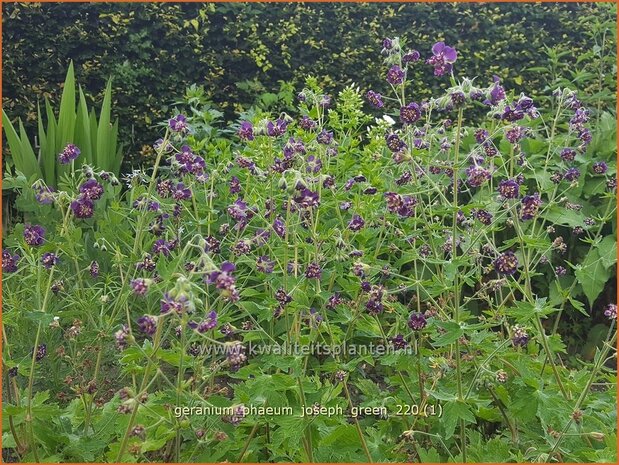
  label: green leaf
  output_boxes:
[431,321,463,347]
[575,246,612,307]
[443,400,475,440]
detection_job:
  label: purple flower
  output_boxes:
[592,161,608,175]
[427,42,457,76]
[24,224,45,246]
[206,262,239,302]
[497,179,520,199]
[70,196,95,219]
[382,37,394,50]
[348,215,365,232]
[505,126,526,144]
[35,344,47,361]
[238,121,254,141]
[512,325,529,347]
[604,304,617,320]
[137,315,157,336]
[299,116,317,131]
[560,148,577,163]
[366,90,384,108]
[232,240,251,256]
[487,76,506,105]
[386,133,406,153]
[386,65,405,85]
[197,311,218,333]
[403,50,421,63]
[317,130,334,145]
[267,118,288,137]
[399,102,422,125]
[115,325,130,350]
[172,182,192,201]
[305,262,322,279]
[90,260,100,278]
[58,144,81,164]
[2,249,20,273]
[520,193,542,220]
[152,239,175,257]
[160,293,189,315]
[408,312,427,330]
[466,165,492,187]
[391,334,408,350]
[475,209,493,225]
[272,216,286,239]
[294,188,320,208]
[306,155,322,173]
[131,278,150,296]
[41,252,59,269]
[35,186,55,204]
[494,251,519,276]
[563,167,581,182]
[256,256,275,274]
[79,179,104,200]
[555,266,567,276]
[169,114,189,133]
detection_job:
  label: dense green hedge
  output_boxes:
[2,2,616,165]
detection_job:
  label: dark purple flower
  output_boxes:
[79,179,104,201]
[306,155,322,173]
[427,42,457,76]
[41,252,59,269]
[114,325,130,350]
[197,311,218,333]
[348,215,365,232]
[35,344,47,361]
[505,126,526,144]
[294,188,320,208]
[267,118,288,137]
[520,193,542,220]
[475,209,493,225]
[317,130,334,145]
[340,201,352,211]
[232,240,251,256]
[137,315,157,336]
[555,266,567,276]
[152,239,175,257]
[466,165,492,187]
[391,334,408,350]
[299,116,317,131]
[494,251,519,275]
[172,182,192,201]
[58,144,81,164]
[560,148,577,163]
[563,167,581,182]
[386,133,406,153]
[272,216,286,239]
[131,278,150,296]
[71,196,95,219]
[366,90,384,108]
[256,256,275,274]
[160,293,189,315]
[400,102,422,125]
[386,65,405,85]
[497,179,520,199]
[382,38,393,50]
[305,262,322,279]
[238,121,254,141]
[403,50,421,63]
[408,312,427,330]
[24,224,45,246]
[604,304,617,320]
[487,76,506,105]
[169,114,189,133]
[227,199,251,222]
[90,260,100,278]
[2,249,20,273]
[35,186,55,204]
[592,161,608,175]
[512,325,529,347]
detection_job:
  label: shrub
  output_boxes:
[2,37,616,463]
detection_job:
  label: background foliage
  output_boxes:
[2,2,616,167]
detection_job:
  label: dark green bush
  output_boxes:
[2,2,616,167]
